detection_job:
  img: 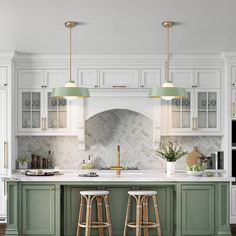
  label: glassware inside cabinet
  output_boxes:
[47,92,67,129]
[197,91,217,129]
[21,92,41,129]
[171,92,191,129]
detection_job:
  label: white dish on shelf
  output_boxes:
[186,171,204,177]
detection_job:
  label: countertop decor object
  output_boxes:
[186,170,204,177]
[51,21,89,99]
[156,140,187,175]
[149,21,186,100]
[186,147,204,166]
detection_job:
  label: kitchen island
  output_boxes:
[2,170,234,236]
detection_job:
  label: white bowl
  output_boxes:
[186,171,204,177]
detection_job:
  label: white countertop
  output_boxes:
[0,169,235,182]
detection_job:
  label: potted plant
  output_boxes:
[19,157,29,169]
[156,141,187,175]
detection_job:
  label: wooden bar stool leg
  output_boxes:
[76,195,84,236]
[85,196,92,236]
[96,196,104,236]
[123,195,132,236]
[104,195,113,236]
[152,195,162,236]
[143,196,149,236]
[136,196,142,236]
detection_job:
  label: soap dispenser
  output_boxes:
[87,156,92,169]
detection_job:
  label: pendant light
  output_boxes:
[149,21,186,100]
[52,21,90,99]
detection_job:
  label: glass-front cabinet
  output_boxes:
[46,91,69,131]
[170,91,193,131]
[168,89,220,134]
[18,89,70,133]
[19,90,43,131]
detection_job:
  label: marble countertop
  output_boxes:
[0,169,235,182]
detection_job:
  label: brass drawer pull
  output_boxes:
[44,118,47,131]
[41,117,44,131]
[4,141,7,168]
[4,181,6,196]
[112,85,127,88]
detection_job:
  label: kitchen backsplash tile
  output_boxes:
[18,109,221,170]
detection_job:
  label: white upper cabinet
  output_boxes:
[167,68,222,135]
[170,69,194,88]
[170,68,221,89]
[195,69,221,88]
[78,69,98,88]
[99,69,139,88]
[140,69,161,88]
[46,70,69,88]
[0,67,7,88]
[18,70,45,89]
[232,67,236,87]
[17,69,71,135]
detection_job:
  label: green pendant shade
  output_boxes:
[149,87,186,98]
[52,86,90,98]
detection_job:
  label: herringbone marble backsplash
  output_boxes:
[18,109,221,170]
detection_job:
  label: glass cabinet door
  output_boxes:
[170,91,192,130]
[20,91,42,130]
[196,90,219,130]
[46,91,69,131]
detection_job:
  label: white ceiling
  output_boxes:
[0,0,236,54]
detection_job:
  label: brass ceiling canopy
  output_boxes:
[65,21,77,28]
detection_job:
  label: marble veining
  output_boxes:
[18,109,221,170]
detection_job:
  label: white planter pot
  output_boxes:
[19,162,28,169]
[166,161,175,175]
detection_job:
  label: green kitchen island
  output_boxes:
[3,170,234,236]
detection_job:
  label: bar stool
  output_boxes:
[123,190,162,236]
[76,190,113,236]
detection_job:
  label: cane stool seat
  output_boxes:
[80,190,109,196]
[128,190,157,196]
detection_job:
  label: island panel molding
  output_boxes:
[4,181,232,236]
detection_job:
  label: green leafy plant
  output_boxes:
[19,157,29,164]
[156,141,187,162]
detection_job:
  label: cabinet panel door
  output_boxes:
[21,185,55,235]
[0,181,6,220]
[18,70,45,89]
[140,186,173,236]
[0,67,7,88]
[169,69,194,88]
[195,89,220,131]
[45,90,70,132]
[195,69,221,88]
[18,89,44,132]
[232,67,236,87]
[63,186,98,236]
[182,185,215,235]
[169,90,194,133]
[140,69,161,88]
[231,186,236,219]
[0,89,7,174]
[46,70,69,88]
[100,69,139,88]
[232,89,236,118]
[78,69,98,88]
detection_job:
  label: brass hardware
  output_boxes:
[94,85,98,88]
[112,85,126,88]
[195,117,198,130]
[162,21,174,28]
[41,117,44,131]
[233,103,235,117]
[4,181,6,196]
[111,144,123,176]
[192,118,195,131]
[233,83,235,86]
[44,118,47,131]
[65,21,77,28]
[3,83,7,86]
[141,85,144,88]
[4,141,7,168]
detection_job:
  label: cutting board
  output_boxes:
[186,147,203,166]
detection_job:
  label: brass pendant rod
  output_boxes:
[166,25,170,82]
[69,26,72,82]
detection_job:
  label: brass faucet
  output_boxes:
[111,145,123,175]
